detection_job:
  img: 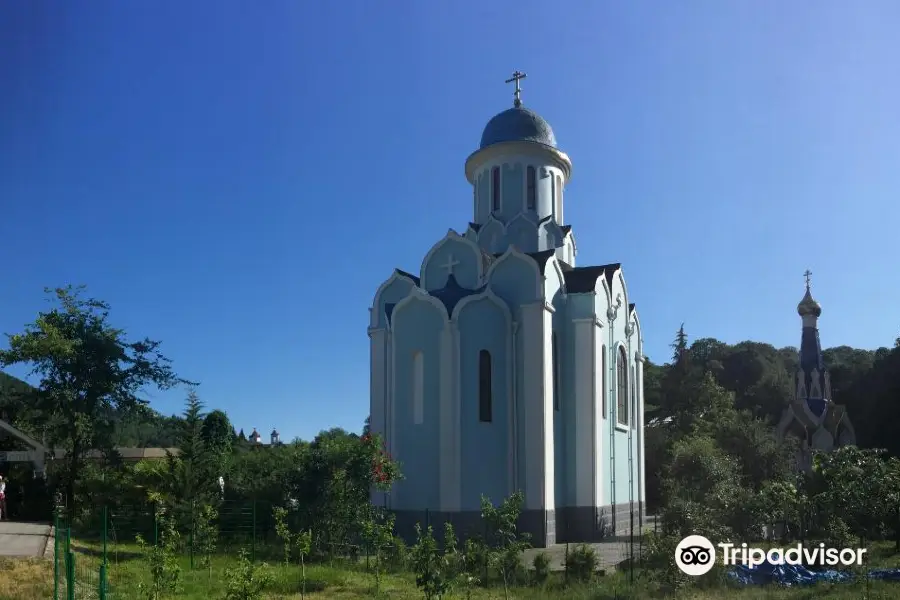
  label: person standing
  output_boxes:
[0,475,6,520]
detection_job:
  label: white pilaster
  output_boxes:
[593,321,604,509]
[572,318,596,507]
[521,302,554,511]
[636,353,646,504]
[439,324,454,511]
[451,324,462,511]
[541,303,556,512]
[368,327,387,506]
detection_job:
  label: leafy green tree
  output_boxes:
[201,409,233,477]
[295,528,312,599]
[361,505,396,596]
[411,523,452,600]
[0,286,190,511]
[659,434,744,541]
[222,549,273,600]
[805,446,900,544]
[135,492,182,599]
[194,503,219,579]
[480,491,531,598]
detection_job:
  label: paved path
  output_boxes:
[0,522,53,557]
[521,516,658,572]
[522,537,646,571]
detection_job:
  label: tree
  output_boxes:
[202,410,233,455]
[671,323,689,363]
[0,286,190,512]
[201,409,233,482]
[169,390,209,503]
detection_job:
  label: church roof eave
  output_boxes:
[563,263,621,294]
[464,141,572,184]
[395,269,421,286]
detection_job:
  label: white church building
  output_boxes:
[368,73,645,546]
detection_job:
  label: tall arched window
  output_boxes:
[491,167,500,212]
[616,346,628,426]
[555,175,563,219]
[526,166,536,210]
[550,175,556,216]
[601,345,608,418]
[479,350,492,422]
[412,351,424,425]
[552,332,560,411]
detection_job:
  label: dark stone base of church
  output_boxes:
[555,502,645,543]
[391,503,643,548]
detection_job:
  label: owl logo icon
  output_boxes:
[675,535,716,576]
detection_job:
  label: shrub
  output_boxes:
[532,551,550,585]
[564,544,597,582]
[223,549,273,600]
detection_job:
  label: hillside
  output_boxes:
[0,370,181,448]
[2,332,899,453]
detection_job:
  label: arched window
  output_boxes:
[479,350,492,422]
[601,345,608,418]
[616,346,628,426]
[552,332,560,411]
[491,167,500,212]
[412,351,424,425]
[526,166,536,210]
[555,175,563,219]
[550,175,556,215]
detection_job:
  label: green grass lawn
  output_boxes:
[5,539,900,600]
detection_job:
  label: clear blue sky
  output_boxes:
[2,2,898,442]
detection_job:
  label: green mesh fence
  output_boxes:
[51,499,363,600]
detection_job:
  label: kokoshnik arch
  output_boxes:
[368,72,645,547]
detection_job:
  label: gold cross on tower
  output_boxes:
[505,70,527,107]
[803,269,812,288]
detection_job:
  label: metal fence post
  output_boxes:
[99,562,108,600]
[102,505,108,566]
[53,511,59,600]
[65,550,75,600]
[190,500,195,570]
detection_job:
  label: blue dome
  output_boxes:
[479,106,557,149]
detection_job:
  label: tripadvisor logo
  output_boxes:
[675,535,717,576]
[675,535,868,576]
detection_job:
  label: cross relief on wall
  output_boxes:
[440,254,460,276]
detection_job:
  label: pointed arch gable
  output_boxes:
[451,287,512,327]
[391,286,450,327]
[505,213,540,253]
[371,270,420,328]
[420,230,485,291]
[477,217,506,253]
[615,269,629,313]
[630,308,643,356]
[486,246,543,301]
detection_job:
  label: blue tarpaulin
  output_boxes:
[727,560,900,586]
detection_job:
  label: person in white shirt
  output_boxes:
[0,476,6,521]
